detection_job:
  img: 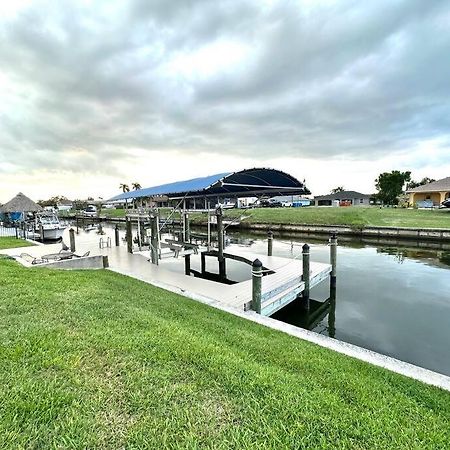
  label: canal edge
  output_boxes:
[108,267,450,393]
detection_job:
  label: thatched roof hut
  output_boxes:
[0,192,43,213]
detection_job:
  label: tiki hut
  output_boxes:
[0,192,42,216]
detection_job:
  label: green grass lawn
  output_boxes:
[190,207,450,229]
[1,260,449,448]
[0,237,35,250]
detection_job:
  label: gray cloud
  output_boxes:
[0,0,449,175]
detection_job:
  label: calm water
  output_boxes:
[224,231,450,376]
[70,222,450,376]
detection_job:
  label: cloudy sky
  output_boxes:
[1,0,449,202]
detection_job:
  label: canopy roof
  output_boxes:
[0,192,43,213]
[109,168,310,201]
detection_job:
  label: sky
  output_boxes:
[1,0,450,203]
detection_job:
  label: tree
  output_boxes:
[119,183,130,193]
[375,170,411,205]
[132,182,142,190]
[406,177,436,190]
[331,186,345,194]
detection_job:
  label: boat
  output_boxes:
[34,212,66,241]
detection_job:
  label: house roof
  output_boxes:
[314,190,372,201]
[108,168,310,201]
[407,176,450,193]
[0,192,43,213]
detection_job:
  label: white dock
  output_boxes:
[199,248,331,315]
[0,227,332,317]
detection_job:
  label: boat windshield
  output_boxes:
[39,215,59,225]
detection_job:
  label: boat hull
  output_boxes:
[42,227,65,241]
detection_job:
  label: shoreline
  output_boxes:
[69,215,450,243]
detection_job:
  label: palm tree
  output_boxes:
[119,183,130,193]
[331,186,345,194]
[132,182,141,191]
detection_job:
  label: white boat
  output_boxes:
[35,212,66,240]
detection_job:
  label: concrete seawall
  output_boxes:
[234,222,450,242]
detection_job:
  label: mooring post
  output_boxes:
[69,228,76,252]
[267,230,274,256]
[39,224,44,242]
[216,206,226,279]
[114,224,120,246]
[150,215,159,264]
[183,212,191,275]
[328,285,336,339]
[201,252,206,274]
[251,258,263,314]
[183,212,190,243]
[302,243,310,310]
[330,232,338,288]
[15,224,18,239]
[126,219,133,253]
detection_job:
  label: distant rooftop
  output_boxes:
[108,168,310,201]
[407,177,450,193]
[314,190,372,201]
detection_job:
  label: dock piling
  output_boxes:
[302,243,310,309]
[69,228,76,252]
[126,219,133,253]
[330,232,338,288]
[251,258,263,314]
[150,215,159,264]
[183,212,191,275]
[267,230,274,256]
[115,225,120,246]
[216,206,226,280]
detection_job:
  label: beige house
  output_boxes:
[407,177,450,206]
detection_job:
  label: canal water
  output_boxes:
[69,221,450,376]
[225,230,450,377]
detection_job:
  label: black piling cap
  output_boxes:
[253,258,263,268]
[302,243,310,252]
[268,230,274,237]
[330,231,337,239]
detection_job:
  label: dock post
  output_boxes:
[330,232,338,288]
[69,228,76,252]
[126,219,133,253]
[251,259,263,314]
[15,224,18,239]
[150,215,159,265]
[216,206,226,280]
[302,243,310,310]
[267,230,273,256]
[183,212,191,275]
[115,225,120,246]
[328,285,336,339]
[201,252,206,274]
[39,224,44,242]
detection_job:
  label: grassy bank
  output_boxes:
[191,207,450,229]
[0,237,35,250]
[1,260,449,448]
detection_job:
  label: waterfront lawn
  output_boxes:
[216,206,450,229]
[0,237,35,250]
[1,260,450,448]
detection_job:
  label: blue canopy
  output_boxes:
[109,168,310,201]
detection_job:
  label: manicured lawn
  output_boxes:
[0,260,449,448]
[0,237,35,250]
[190,207,450,229]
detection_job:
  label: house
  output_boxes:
[407,177,450,207]
[314,191,372,207]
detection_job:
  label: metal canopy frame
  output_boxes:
[109,168,310,203]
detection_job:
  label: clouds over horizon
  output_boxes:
[1,0,450,187]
